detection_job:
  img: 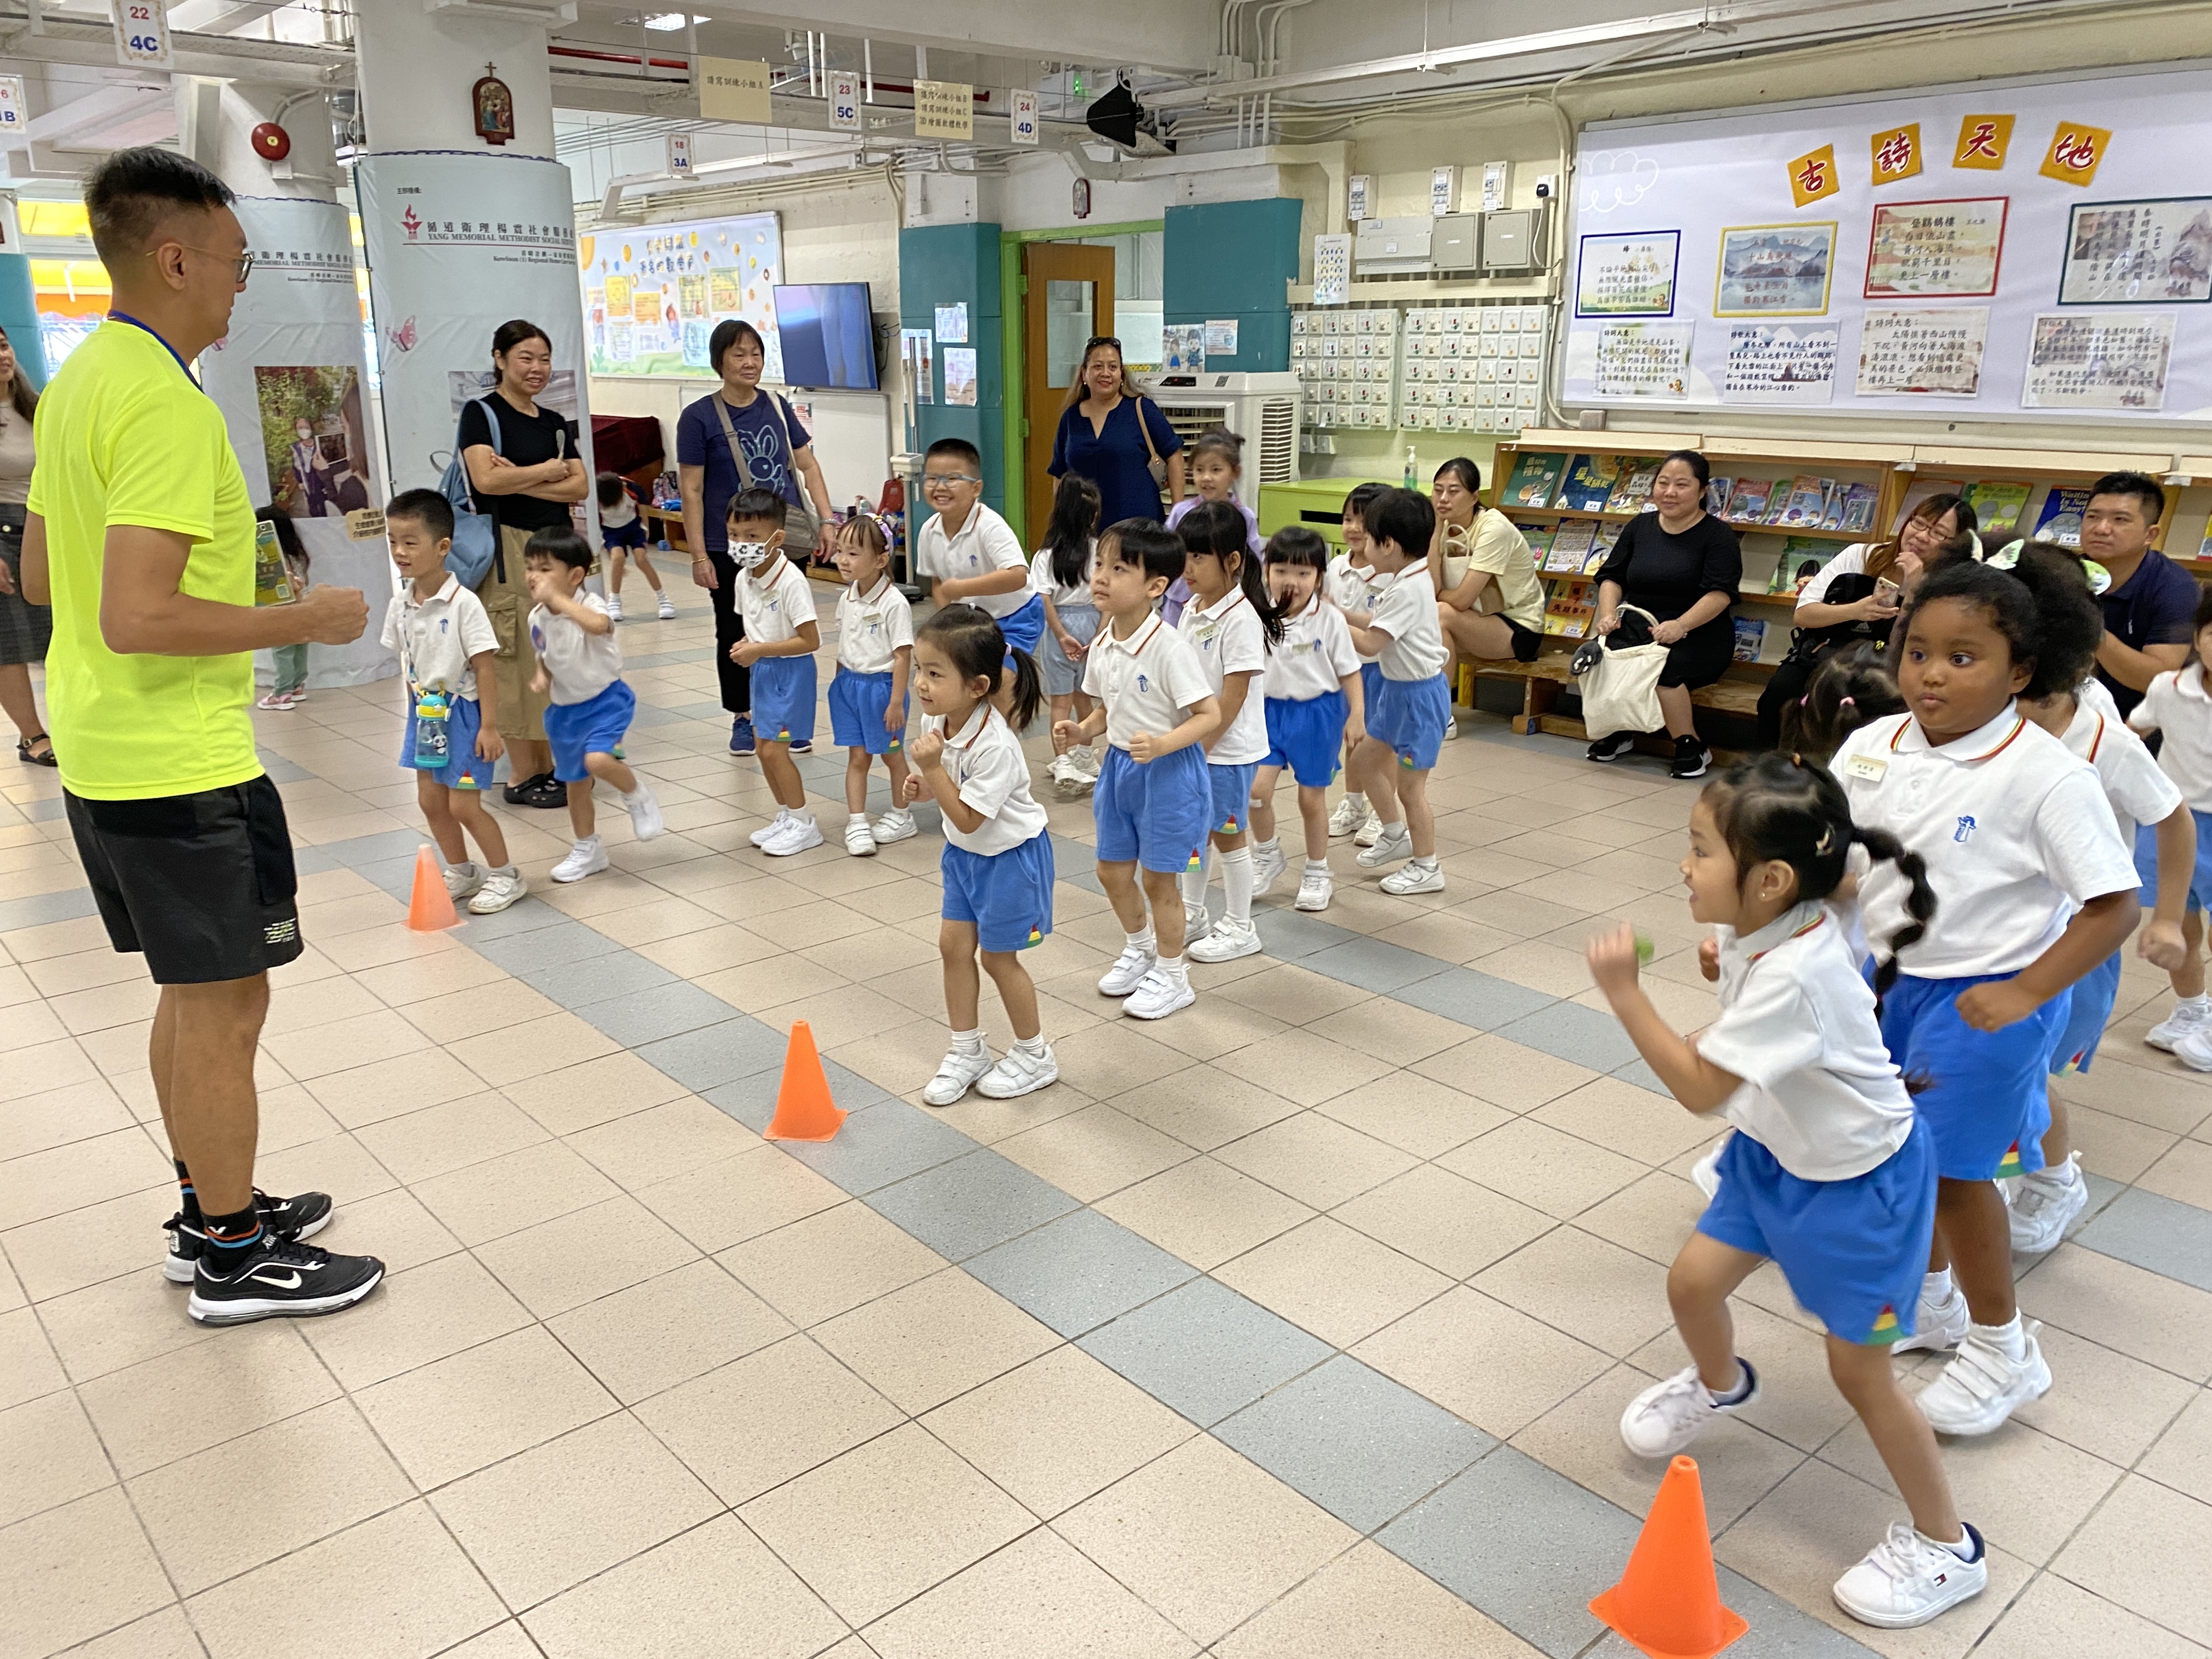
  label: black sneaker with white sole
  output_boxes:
[187,1235,385,1326]
[163,1188,333,1284]
[1587,730,1637,763]
[1669,735,1712,779]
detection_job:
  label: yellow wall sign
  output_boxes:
[2040,121,2112,186]
[1869,123,1923,184]
[699,58,772,124]
[913,79,974,140]
[1952,115,2013,171]
[1788,145,1841,208]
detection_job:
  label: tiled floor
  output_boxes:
[5,585,2212,1659]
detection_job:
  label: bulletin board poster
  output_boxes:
[1563,65,2212,422]
[581,211,784,381]
[1575,232,1680,316]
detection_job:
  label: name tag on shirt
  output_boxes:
[1842,753,1888,783]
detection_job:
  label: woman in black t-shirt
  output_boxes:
[460,319,588,808]
[1589,449,1741,778]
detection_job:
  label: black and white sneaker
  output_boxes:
[1587,730,1637,763]
[1669,735,1712,780]
[187,1235,385,1326]
[163,1189,334,1284]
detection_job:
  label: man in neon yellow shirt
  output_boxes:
[22,149,384,1326]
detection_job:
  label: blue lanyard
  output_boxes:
[106,311,197,383]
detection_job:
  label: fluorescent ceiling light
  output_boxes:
[639,11,705,27]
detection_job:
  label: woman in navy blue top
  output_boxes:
[1048,337,1184,530]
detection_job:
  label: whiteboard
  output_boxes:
[1562,65,2212,423]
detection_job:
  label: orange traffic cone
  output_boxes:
[404,845,460,933]
[763,1020,847,1142]
[1589,1455,1747,1659]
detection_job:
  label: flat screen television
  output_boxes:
[772,282,879,391]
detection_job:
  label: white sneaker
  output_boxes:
[922,1045,996,1107]
[605,593,624,620]
[624,786,665,842]
[2146,998,2211,1053]
[1691,1135,1729,1199]
[871,807,918,844]
[1832,1522,1988,1629]
[1122,967,1195,1020]
[551,837,608,883]
[468,870,527,913]
[2007,1154,2088,1254]
[845,819,878,856]
[1892,1285,1970,1355]
[1068,744,1102,780]
[763,814,823,857]
[2174,1026,2212,1073]
[657,592,676,620]
[1444,716,1460,740]
[1353,809,1385,848]
[1356,826,1413,868]
[1251,843,1288,896]
[750,808,792,848]
[1380,859,1444,895]
[1327,797,1367,838]
[1189,917,1263,963]
[1915,1323,2051,1435]
[975,1043,1058,1099]
[1618,1362,1759,1459]
[1184,901,1213,944]
[1098,945,1157,997]
[443,862,484,901]
[1295,867,1334,911]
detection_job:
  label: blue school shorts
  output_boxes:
[1359,662,1386,718]
[399,691,497,792]
[940,831,1056,953]
[1094,741,1210,874]
[1368,674,1452,772]
[1875,969,2067,1181]
[543,680,636,784]
[602,518,647,551]
[749,654,817,746]
[2134,812,2212,913]
[1207,760,1257,837]
[2050,950,2124,1077]
[997,592,1046,659]
[1696,1120,1937,1347]
[1263,692,1347,788]
[828,667,906,756]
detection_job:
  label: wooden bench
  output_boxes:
[1455,651,1762,747]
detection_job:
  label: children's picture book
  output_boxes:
[1733,616,1767,662]
[1555,454,1623,512]
[1520,526,1557,563]
[2033,486,2093,548]
[1582,526,1619,574]
[1769,474,1833,528]
[1504,452,1565,509]
[1544,521,1598,572]
[1606,468,1657,513]
[1767,536,1839,595]
[1723,477,1774,522]
[1963,478,2033,537]
[1836,482,1878,534]
[1706,476,1734,516]
[1893,476,1965,535]
[252,519,297,607]
[1544,579,1596,637]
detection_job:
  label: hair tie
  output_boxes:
[1838,696,1855,708]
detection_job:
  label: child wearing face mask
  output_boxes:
[727,487,825,857]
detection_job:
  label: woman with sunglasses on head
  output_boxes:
[1048,336,1186,533]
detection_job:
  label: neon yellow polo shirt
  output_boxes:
[29,319,261,800]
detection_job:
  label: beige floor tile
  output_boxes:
[2138,1136,2212,1210]
[1094,1156,1315,1271]
[4,1487,175,1659]
[1128,991,1289,1064]
[1055,1435,1358,1647]
[30,1268,227,1387]
[566,1094,757,1189]
[2140,1388,2212,1506]
[1530,1075,1720,1166]
[632,921,782,979]
[0,1076,134,1163]
[409,1141,623,1248]
[1575,1169,1709,1268]
[697,953,853,1013]
[1212,1111,1418,1210]
[473,1193,700,1321]
[1211,961,1374,1021]
[352,1093,549,1184]
[1409,1032,1602,1112]
[1471,1224,1673,1358]
[77,1322,341,1479]
[865,1525,1195,1659]
[1353,1287,1610,1440]
[1974,1570,2209,1659]
[45,1606,210,1659]
[2003,1323,2199,1467]
[2054,1473,2212,1646]
[738,1421,1036,1626]
[1048,1022,1199,1096]
[0,1037,100,1108]
[303,1048,489,1130]
[635,1142,846,1254]
[0,1184,176,1304]
[2021,1244,2212,1381]
[548,1257,792,1404]
[354,1323,618,1489]
[351,946,512,1008]
[304,1187,465,1278]
[298,1250,531,1392]
[1212,1537,1544,1658]
[427,1624,545,1659]
[0,1302,69,1410]
[186,1501,505,1659]
[635,1333,904,1505]
[400,978,562,1046]
[1438,1118,1646,1220]
[2062,1056,2212,1137]
[1311,1072,1508,1160]
[0,1125,171,1229]
[1211,1028,1395,1110]
[1217,1216,1453,1347]
[460,1011,622,1089]
[0,1387,113,1529]
[717,1200,948,1327]
[261,1008,430,1082]
[994,1102,1194,1203]
[128,1398,414,1594]
[501,1048,691,1137]
[814,1267,1058,1415]
[2064,1103,2184,1187]
[521,1513,848,1659]
[1329,1163,1555,1280]
[921,1075,1097,1146]
[1104,1066,1305,1153]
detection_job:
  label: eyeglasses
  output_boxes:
[923,472,980,488]
[155,243,255,284]
[1084,336,1121,352]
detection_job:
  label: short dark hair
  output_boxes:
[83,146,234,267]
[1342,482,1385,522]
[1099,517,1184,583]
[524,527,592,572]
[1658,449,1711,489]
[1265,524,1331,573]
[925,437,981,473]
[492,319,551,365]
[385,488,454,541]
[595,472,629,510]
[709,318,765,374]
[2196,584,2212,637]
[2089,470,2165,523]
[728,486,788,529]
[1364,486,1435,558]
[1434,457,1482,495]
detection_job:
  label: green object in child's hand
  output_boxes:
[1635,933,1654,963]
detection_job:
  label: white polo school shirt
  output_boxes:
[2061,698,2181,844]
[1368,562,1449,681]
[738,553,819,645]
[1082,612,1215,753]
[1266,591,1358,702]
[928,702,1049,856]
[2130,667,2212,815]
[917,500,1030,622]
[1177,589,1270,766]
[382,574,498,700]
[836,575,915,675]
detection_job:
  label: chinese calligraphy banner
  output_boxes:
[1722,323,1839,404]
[1594,321,1694,397]
[578,210,785,381]
[1865,198,2007,297]
[1575,232,1680,317]
[2058,199,2212,304]
[1857,307,1989,395]
[2022,312,2174,409]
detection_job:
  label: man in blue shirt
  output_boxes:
[2086,471,2195,719]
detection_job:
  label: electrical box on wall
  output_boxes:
[1430,166,1458,217]
[1431,214,1481,272]
[1353,216,1434,275]
[1481,207,1547,272]
[1347,173,1372,221]
[1480,161,1512,213]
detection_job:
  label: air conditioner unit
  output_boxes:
[1144,371,1301,488]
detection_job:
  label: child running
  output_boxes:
[2127,586,2212,1065]
[727,487,825,857]
[1054,519,1223,1021]
[1832,548,2138,1435]
[596,471,673,621]
[1162,427,1265,627]
[524,528,665,883]
[906,606,1057,1105]
[1250,526,1362,913]
[826,513,918,856]
[1588,754,1988,1630]
[1328,482,1390,844]
[1179,500,1284,964]
[1034,473,1104,797]
[1342,487,1451,895]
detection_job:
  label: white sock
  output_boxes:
[1345,792,1366,811]
[622,786,650,806]
[489,864,517,878]
[1013,1032,1048,1057]
[1181,850,1212,912]
[951,1028,984,1055]
[448,860,478,877]
[1409,855,1440,872]
[1304,858,1330,874]
[1922,1267,1955,1304]
[848,812,869,827]
[1223,847,1254,924]
[1381,819,1410,840]
[1158,955,1188,984]
[1125,927,1156,956]
[1255,836,1280,857]
[2182,994,2211,1012]
[1927,1528,1980,1560]
[1973,1316,2027,1360]
[792,810,815,826]
[2029,1154,2079,1188]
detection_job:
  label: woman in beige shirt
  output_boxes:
[0,325,51,765]
[1432,457,1548,686]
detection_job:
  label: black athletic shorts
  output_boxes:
[65,774,303,984]
[1504,616,1544,663]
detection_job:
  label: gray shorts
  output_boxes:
[1040,602,1101,696]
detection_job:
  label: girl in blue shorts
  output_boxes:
[1588,754,1985,1632]
[1249,527,1362,913]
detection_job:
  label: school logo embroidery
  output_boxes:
[437,618,449,634]
[1136,673,1149,693]
[1954,814,1976,843]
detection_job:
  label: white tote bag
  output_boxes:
[1577,605,1669,741]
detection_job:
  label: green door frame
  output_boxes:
[999,219,1164,542]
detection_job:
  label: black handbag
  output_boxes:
[1781,572,1891,665]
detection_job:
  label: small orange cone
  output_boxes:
[763,1020,847,1142]
[1589,1455,1747,1659]
[404,845,461,933]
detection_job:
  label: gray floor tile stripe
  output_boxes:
[963,1207,1199,1339]
[2075,1186,2212,1293]
[1075,1276,1335,1429]
[777,1097,978,1195]
[0,885,100,933]
[868,1146,1082,1260]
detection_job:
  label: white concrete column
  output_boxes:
[354,4,557,157]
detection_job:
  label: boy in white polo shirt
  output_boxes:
[913,437,1047,661]
[1343,488,1452,896]
[727,487,826,856]
[382,489,526,913]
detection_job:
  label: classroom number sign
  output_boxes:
[111,0,172,68]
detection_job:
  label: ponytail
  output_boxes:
[1852,824,1936,1014]
[1003,646,1044,733]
